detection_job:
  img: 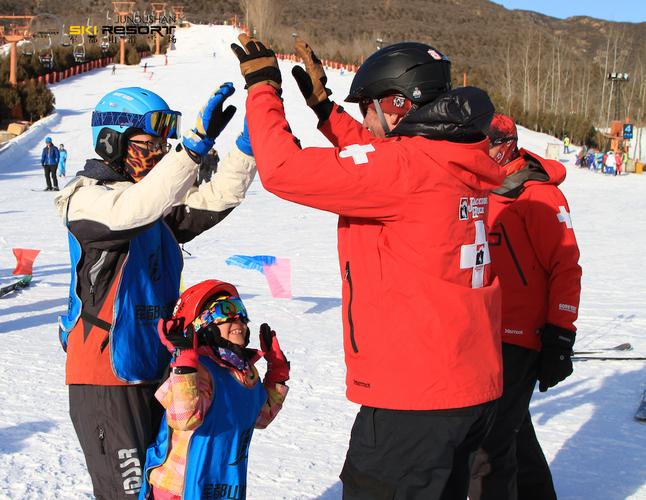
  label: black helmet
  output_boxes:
[346,42,451,105]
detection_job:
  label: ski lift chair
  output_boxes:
[100,36,110,53]
[73,44,86,63]
[21,40,35,57]
[39,49,54,69]
[61,33,71,47]
[38,35,54,69]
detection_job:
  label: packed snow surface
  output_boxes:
[0,25,645,499]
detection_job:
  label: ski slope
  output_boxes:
[0,24,645,500]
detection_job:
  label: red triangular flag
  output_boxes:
[12,248,40,275]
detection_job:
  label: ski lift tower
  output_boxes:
[113,1,135,65]
[607,72,630,122]
[0,16,34,85]
[171,5,184,27]
[150,2,166,55]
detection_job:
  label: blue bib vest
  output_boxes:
[141,356,267,500]
[59,220,182,382]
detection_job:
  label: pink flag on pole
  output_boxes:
[12,248,41,275]
[262,258,292,298]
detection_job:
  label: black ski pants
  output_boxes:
[69,384,164,500]
[469,343,557,500]
[43,164,58,189]
[340,401,496,500]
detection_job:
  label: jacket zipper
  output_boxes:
[345,262,358,353]
[143,426,173,500]
[499,223,528,286]
[88,250,108,306]
[98,426,106,455]
[181,429,192,500]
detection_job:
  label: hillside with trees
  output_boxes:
[3,0,645,145]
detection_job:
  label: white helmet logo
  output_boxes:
[413,87,422,99]
[99,133,113,154]
[428,49,442,60]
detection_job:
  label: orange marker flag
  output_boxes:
[12,248,41,275]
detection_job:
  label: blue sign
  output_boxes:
[623,124,633,139]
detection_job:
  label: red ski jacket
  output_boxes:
[246,85,505,410]
[488,149,581,351]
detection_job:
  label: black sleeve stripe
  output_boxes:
[164,205,235,244]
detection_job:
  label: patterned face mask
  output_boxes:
[123,140,167,182]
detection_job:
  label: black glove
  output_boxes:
[538,324,576,392]
[182,83,237,157]
[291,38,333,123]
[231,34,281,91]
[259,323,290,384]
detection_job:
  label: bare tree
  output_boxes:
[555,36,562,112]
[535,32,542,117]
[239,0,283,42]
[504,40,513,112]
[598,28,612,123]
[521,31,532,114]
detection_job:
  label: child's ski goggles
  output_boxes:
[193,296,249,332]
[91,110,182,139]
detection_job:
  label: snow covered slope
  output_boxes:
[0,24,645,499]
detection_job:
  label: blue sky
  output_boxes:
[491,0,646,23]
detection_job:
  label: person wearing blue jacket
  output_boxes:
[41,137,60,190]
[54,84,257,499]
[57,144,68,177]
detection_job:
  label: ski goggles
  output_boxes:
[193,296,249,332]
[359,95,412,118]
[490,136,518,146]
[91,109,182,139]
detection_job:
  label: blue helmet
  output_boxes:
[45,137,52,143]
[91,87,181,165]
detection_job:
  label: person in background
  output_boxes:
[575,145,587,167]
[58,144,68,177]
[605,150,616,175]
[563,135,570,154]
[232,34,504,499]
[469,114,582,500]
[139,280,289,500]
[41,137,60,191]
[615,150,623,175]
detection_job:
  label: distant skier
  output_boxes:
[57,144,67,177]
[469,114,582,500]
[143,62,148,72]
[40,137,60,191]
[112,64,116,75]
[54,83,256,499]
[563,135,570,154]
[139,280,289,499]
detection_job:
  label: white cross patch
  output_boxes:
[460,220,491,289]
[339,144,375,165]
[557,206,572,229]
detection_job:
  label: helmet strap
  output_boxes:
[373,98,391,135]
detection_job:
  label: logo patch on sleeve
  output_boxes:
[339,144,376,165]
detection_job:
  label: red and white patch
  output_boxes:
[428,49,442,60]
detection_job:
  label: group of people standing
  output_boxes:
[53,32,581,500]
[577,145,628,175]
[40,137,67,191]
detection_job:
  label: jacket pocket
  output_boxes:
[345,261,358,353]
[499,223,528,286]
